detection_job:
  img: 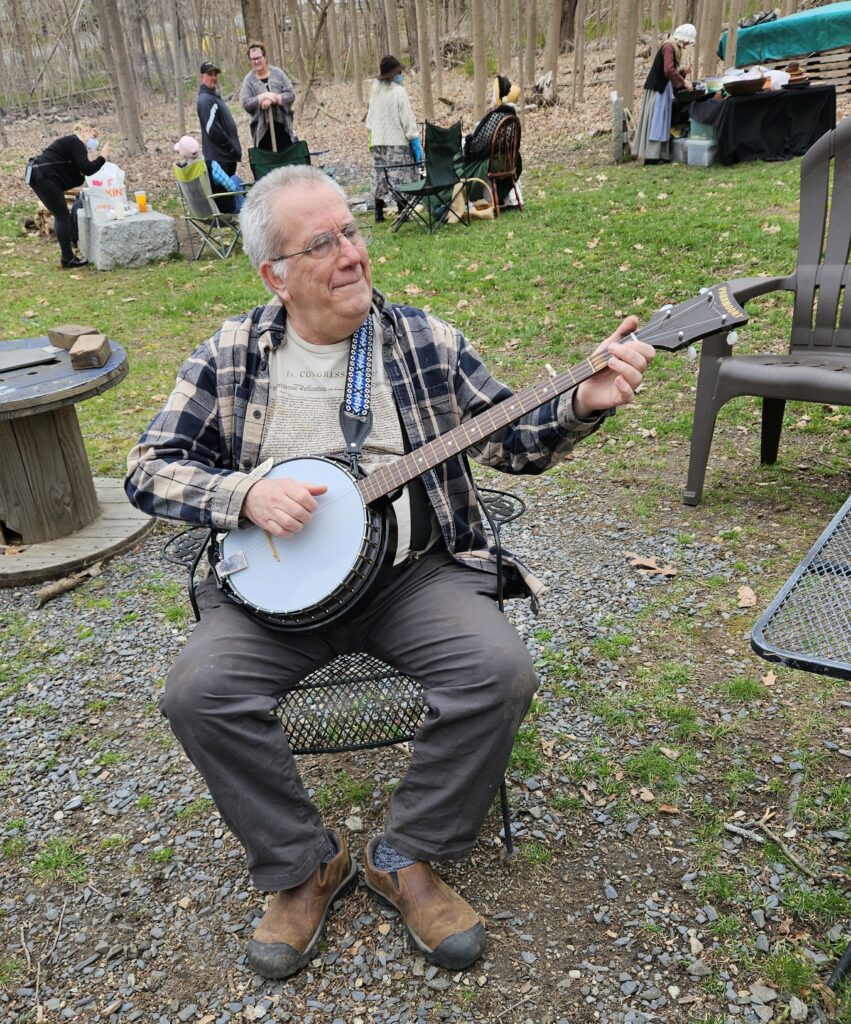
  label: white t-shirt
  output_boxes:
[258,314,423,563]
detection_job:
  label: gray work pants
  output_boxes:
[161,548,538,891]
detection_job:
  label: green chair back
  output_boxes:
[249,141,311,182]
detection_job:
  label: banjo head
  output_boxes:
[218,457,373,618]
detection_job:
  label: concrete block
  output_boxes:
[78,209,178,271]
[70,333,110,369]
[47,324,98,349]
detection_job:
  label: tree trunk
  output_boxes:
[384,0,401,57]
[241,0,268,44]
[559,0,579,52]
[524,0,536,93]
[650,0,660,46]
[349,0,364,103]
[543,0,562,98]
[415,0,434,118]
[726,0,745,69]
[402,0,419,66]
[290,0,309,84]
[432,0,444,101]
[697,0,722,79]
[572,0,586,105]
[499,0,512,70]
[95,0,146,153]
[327,0,342,82]
[613,0,638,111]
[472,0,487,119]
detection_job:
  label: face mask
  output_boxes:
[87,137,99,151]
[393,73,403,84]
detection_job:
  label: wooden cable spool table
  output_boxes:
[0,336,152,585]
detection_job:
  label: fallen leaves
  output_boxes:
[626,552,677,577]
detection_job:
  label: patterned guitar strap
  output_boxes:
[339,314,374,474]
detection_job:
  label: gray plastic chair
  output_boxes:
[684,113,851,505]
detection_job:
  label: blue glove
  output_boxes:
[410,137,423,163]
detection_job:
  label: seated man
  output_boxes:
[463,74,523,207]
[173,134,243,214]
[125,166,653,980]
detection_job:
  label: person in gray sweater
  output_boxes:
[240,42,297,151]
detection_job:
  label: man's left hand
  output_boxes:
[573,316,655,419]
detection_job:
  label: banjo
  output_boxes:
[211,284,748,630]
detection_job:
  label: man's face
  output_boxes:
[260,184,373,346]
[248,49,268,77]
[201,70,219,90]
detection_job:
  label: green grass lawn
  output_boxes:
[5,151,841,480]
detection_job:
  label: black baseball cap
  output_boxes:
[200,61,221,74]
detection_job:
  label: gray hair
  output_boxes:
[240,166,349,281]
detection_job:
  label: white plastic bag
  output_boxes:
[83,161,127,221]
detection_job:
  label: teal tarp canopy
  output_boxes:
[718,1,851,66]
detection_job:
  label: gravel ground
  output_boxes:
[2,466,848,1023]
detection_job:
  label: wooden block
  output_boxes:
[48,324,99,350]
[70,333,110,369]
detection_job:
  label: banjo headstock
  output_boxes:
[637,284,749,351]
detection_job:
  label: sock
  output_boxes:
[373,837,415,871]
[320,831,338,864]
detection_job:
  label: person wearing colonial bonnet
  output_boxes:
[463,74,524,208]
[633,23,695,164]
[365,55,423,223]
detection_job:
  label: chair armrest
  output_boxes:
[726,274,795,304]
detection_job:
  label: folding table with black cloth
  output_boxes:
[690,84,836,165]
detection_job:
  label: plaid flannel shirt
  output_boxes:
[125,289,609,601]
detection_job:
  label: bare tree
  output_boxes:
[472,0,487,119]
[432,0,444,101]
[725,0,746,69]
[499,0,512,71]
[543,0,562,98]
[94,0,146,153]
[414,0,434,118]
[572,0,586,105]
[559,0,580,52]
[524,0,536,92]
[384,0,401,57]
[349,0,364,103]
[241,0,268,44]
[613,0,639,112]
[698,0,722,79]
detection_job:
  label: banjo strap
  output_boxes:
[339,315,374,473]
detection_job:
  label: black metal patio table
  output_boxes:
[751,493,851,990]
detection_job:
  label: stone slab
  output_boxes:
[78,209,178,271]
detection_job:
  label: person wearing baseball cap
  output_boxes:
[197,59,242,177]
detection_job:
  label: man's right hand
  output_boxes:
[242,478,328,538]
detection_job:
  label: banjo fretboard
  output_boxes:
[357,348,615,505]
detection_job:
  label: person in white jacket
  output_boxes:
[365,55,423,222]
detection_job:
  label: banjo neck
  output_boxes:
[357,347,617,506]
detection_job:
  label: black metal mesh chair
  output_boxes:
[162,486,526,857]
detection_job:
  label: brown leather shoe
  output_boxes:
[362,837,486,969]
[246,831,357,978]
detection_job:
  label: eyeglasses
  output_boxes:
[272,223,371,262]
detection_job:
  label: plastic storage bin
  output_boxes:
[671,137,688,163]
[687,139,718,166]
[689,117,716,141]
